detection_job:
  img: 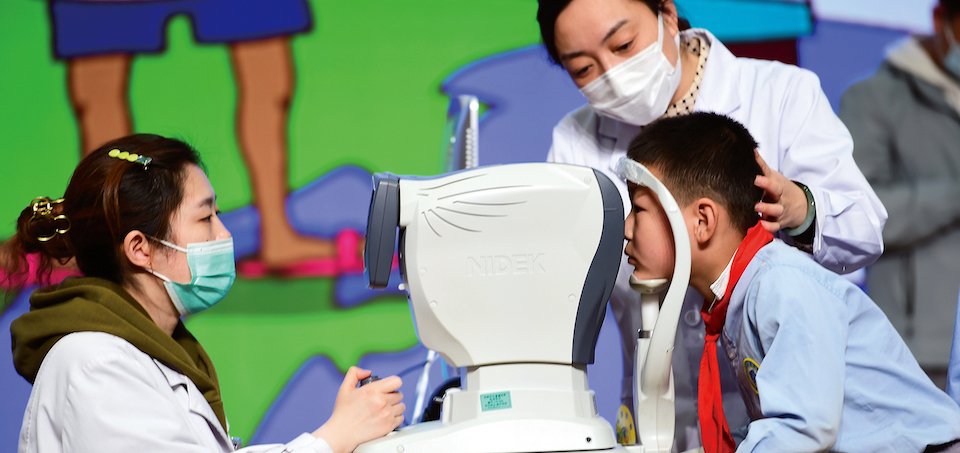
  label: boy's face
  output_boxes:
[624,183,676,281]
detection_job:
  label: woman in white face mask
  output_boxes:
[5,134,404,453]
[537,0,888,450]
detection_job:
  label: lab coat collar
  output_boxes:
[690,28,742,116]
[154,359,232,444]
[595,28,741,144]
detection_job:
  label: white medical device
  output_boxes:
[618,158,693,453]
[360,159,691,452]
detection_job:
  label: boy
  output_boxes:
[621,112,960,452]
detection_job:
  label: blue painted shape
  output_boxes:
[0,290,37,453]
[443,45,585,166]
[677,0,812,42]
[249,356,343,445]
[334,269,405,309]
[220,165,374,259]
[286,166,374,238]
[798,19,908,111]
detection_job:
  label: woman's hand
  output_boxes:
[753,150,809,233]
[313,366,405,453]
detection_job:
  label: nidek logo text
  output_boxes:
[467,253,546,277]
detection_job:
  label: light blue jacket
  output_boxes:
[721,241,960,452]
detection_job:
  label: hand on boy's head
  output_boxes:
[753,150,809,233]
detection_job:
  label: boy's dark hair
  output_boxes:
[627,112,762,233]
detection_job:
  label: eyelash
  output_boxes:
[202,210,222,222]
[615,40,633,53]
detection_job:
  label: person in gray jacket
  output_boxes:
[840,0,960,374]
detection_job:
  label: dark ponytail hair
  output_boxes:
[536,0,691,66]
[3,134,203,288]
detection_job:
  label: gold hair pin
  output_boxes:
[29,197,70,242]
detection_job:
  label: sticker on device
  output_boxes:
[480,391,512,411]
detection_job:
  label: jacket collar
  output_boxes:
[596,28,742,145]
[886,37,960,116]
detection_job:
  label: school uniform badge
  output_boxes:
[743,358,760,394]
[616,404,637,445]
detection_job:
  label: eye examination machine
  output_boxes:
[360,158,691,452]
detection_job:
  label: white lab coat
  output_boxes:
[547,29,887,450]
[18,331,333,453]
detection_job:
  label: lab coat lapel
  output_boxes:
[597,111,641,175]
[154,359,232,444]
[690,29,741,116]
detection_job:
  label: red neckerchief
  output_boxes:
[698,222,773,453]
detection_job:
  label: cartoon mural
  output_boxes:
[0,0,936,450]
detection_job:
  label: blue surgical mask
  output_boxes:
[147,237,236,316]
[945,26,960,80]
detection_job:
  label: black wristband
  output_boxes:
[785,181,816,247]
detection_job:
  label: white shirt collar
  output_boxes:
[707,254,736,310]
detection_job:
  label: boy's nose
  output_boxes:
[624,214,634,240]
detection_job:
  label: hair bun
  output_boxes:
[16,197,73,260]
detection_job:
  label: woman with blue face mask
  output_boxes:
[537,0,888,450]
[5,134,403,453]
[841,0,960,391]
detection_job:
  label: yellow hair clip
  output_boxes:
[108,148,152,169]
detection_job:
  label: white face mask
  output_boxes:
[580,14,683,126]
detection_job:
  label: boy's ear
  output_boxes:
[690,197,720,246]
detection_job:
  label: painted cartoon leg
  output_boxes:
[230,37,362,274]
[236,229,366,278]
[67,54,133,155]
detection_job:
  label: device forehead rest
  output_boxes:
[616,157,682,217]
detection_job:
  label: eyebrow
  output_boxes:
[559,19,629,62]
[196,196,216,209]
